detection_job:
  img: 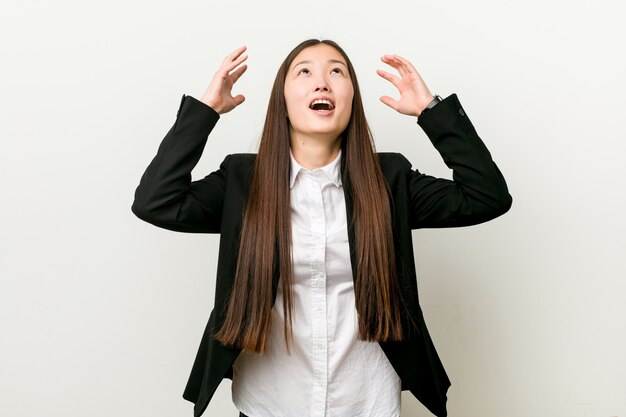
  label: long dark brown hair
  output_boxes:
[214,39,405,354]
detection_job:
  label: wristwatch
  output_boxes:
[417,94,443,120]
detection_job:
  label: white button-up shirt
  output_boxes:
[231,148,401,417]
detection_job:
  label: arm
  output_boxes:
[131,95,229,233]
[131,46,249,233]
[406,93,512,229]
[376,54,512,229]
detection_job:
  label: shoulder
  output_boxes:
[220,153,256,184]
[212,153,256,192]
[226,152,256,162]
[220,152,257,169]
[376,152,412,175]
[376,152,409,164]
[375,152,416,194]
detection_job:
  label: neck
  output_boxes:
[289,132,342,170]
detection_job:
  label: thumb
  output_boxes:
[233,94,246,106]
[379,95,397,111]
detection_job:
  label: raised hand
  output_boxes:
[200,46,248,115]
[377,54,435,117]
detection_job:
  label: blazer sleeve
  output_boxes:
[406,93,513,229]
[131,94,228,233]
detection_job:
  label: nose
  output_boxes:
[314,73,330,92]
[315,84,329,91]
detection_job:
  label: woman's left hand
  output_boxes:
[377,54,435,117]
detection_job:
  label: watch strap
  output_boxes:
[417,94,443,121]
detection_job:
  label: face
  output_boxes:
[284,44,354,142]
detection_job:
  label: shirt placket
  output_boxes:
[307,171,328,417]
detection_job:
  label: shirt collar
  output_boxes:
[289,148,343,189]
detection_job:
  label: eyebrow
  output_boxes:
[292,59,348,69]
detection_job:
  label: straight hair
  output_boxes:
[214,39,406,354]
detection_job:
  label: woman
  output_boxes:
[131,39,512,417]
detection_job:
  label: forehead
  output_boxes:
[289,44,348,69]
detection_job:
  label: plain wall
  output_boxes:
[1,0,625,416]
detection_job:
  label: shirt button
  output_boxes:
[316,307,323,312]
[459,107,466,116]
[317,343,323,349]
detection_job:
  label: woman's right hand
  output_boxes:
[200,46,248,115]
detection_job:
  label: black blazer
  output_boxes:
[131,93,512,417]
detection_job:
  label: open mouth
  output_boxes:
[309,98,335,114]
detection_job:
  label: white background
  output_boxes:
[1,0,625,416]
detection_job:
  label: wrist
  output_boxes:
[201,97,221,114]
[417,94,442,119]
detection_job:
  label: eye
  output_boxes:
[298,68,310,75]
[332,67,343,74]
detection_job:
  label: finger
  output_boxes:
[379,95,398,111]
[390,55,412,78]
[380,54,399,68]
[376,69,401,89]
[223,53,248,75]
[381,55,407,77]
[393,54,420,76]
[230,64,248,84]
[218,46,247,77]
[224,45,247,63]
